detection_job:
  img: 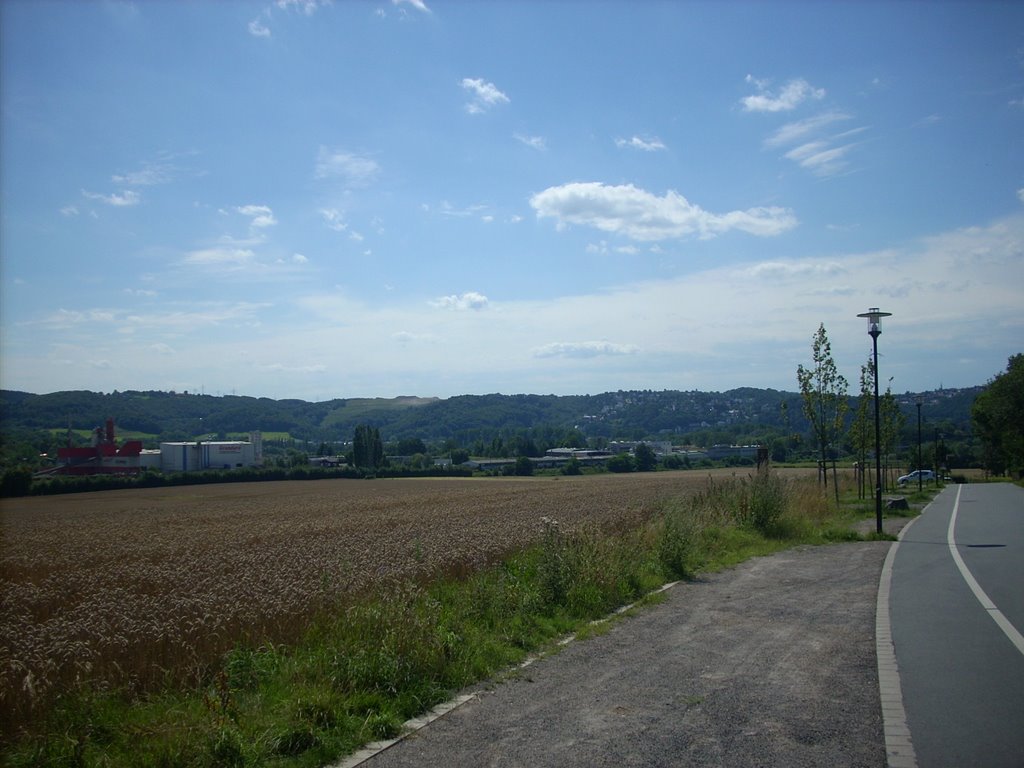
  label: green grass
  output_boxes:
[2,471,890,767]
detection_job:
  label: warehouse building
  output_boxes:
[157,432,263,472]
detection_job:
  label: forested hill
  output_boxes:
[0,386,982,446]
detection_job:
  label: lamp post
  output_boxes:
[915,396,923,493]
[858,308,892,534]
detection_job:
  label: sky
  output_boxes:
[2,0,1022,402]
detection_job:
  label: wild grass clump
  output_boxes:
[3,470,867,766]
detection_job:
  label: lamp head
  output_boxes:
[857,307,892,337]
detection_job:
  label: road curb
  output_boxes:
[876,507,924,768]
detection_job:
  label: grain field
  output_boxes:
[0,469,803,726]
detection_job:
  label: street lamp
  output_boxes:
[915,396,923,493]
[858,308,892,535]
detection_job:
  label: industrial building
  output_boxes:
[156,433,263,472]
[51,419,263,475]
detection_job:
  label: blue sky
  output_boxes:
[2,0,1022,401]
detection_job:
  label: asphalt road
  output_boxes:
[890,483,1024,768]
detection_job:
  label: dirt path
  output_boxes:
[344,540,894,768]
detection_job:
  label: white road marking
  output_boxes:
[947,485,1024,657]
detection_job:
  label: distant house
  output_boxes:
[705,444,762,461]
[309,456,346,468]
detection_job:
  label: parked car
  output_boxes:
[897,469,935,486]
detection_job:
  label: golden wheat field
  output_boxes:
[0,469,810,724]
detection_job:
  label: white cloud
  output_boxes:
[246,1,330,37]
[533,341,640,359]
[13,212,1023,400]
[764,112,865,177]
[183,247,256,266]
[112,158,179,186]
[82,189,140,206]
[742,261,846,280]
[764,112,850,148]
[742,76,826,113]
[461,78,509,114]
[262,362,327,373]
[615,136,666,152]
[1018,188,1024,204]
[320,208,348,232]
[393,330,436,344]
[786,143,858,177]
[235,204,277,228]
[276,0,326,14]
[437,201,487,218]
[392,0,431,12]
[28,302,268,333]
[60,205,79,217]
[248,16,271,37]
[530,182,797,241]
[315,148,380,186]
[514,133,547,151]
[431,292,489,311]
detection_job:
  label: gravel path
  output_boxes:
[344,540,896,768]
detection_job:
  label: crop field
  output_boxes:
[0,469,812,728]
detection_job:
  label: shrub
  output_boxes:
[658,507,696,579]
[747,470,788,536]
[0,467,33,498]
[606,453,634,473]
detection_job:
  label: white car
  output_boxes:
[897,469,935,486]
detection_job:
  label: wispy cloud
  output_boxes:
[248,15,271,37]
[261,362,327,373]
[82,189,141,207]
[763,111,866,177]
[235,204,277,229]
[28,302,268,333]
[461,78,509,114]
[742,261,846,280]
[615,136,666,152]
[533,341,640,359]
[785,142,858,177]
[276,0,326,14]
[431,292,489,311]
[764,112,850,148]
[248,0,329,38]
[22,214,1022,398]
[392,0,431,13]
[435,200,488,218]
[515,133,547,151]
[111,157,181,186]
[530,182,797,241]
[320,208,348,232]
[741,76,825,113]
[315,148,380,186]
[183,247,256,267]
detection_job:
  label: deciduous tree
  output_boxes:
[796,324,849,504]
[849,357,874,499]
[634,443,658,472]
[972,354,1024,477]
